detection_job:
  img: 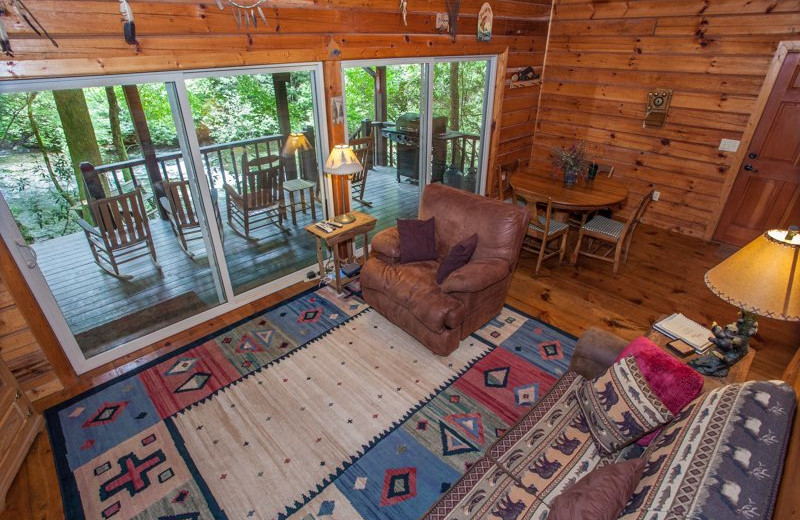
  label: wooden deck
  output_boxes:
[33,166,418,358]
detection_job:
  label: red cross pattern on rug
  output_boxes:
[99,450,166,500]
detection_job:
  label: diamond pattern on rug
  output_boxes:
[47,285,574,520]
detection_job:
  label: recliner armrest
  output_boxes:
[371,227,401,262]
[568,327,628,379]
[441,258,510,293]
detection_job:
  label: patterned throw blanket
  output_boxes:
[47,284,575,519]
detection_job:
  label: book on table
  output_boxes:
[653,313,713,353]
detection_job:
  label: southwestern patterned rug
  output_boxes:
[46,284,576,520]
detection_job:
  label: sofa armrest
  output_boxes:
[371,227,401,262]
[568,327,628,380]
[441,258,510,294]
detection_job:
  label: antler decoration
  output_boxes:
[119,0,136,45]
[216,0,268,30]
[6,0,58,48]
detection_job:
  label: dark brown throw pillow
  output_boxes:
[549,458,646,520]
[397,217,437,264]
[436,234,478,284]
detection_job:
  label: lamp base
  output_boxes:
[333,213,356,224]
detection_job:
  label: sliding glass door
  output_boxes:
[0,64,328,373]
[341,56,494,228]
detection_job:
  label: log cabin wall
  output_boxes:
[530,0,800,239]
[0,0,552,190]
[0,272,63,401]
[0,0,551,399]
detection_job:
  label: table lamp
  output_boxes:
[323,144,362,224]
[690,226,800,377]
[282,132,312,174]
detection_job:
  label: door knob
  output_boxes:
[748,152,758,159]
[744,164,758,173]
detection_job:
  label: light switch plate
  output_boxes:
[719,138,740,152]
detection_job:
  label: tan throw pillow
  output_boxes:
[549,458,646,520]
[576,356,673,454]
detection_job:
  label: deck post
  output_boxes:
[122,85,167,219]
[375,66,387,166]
[272,72,298,181]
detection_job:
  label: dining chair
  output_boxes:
[567,162,616,227]
[521,193,570,275]
[496,159,520,203]
[223,153,289,239]
[571,189,655,275]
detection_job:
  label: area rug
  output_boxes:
[46,283,576,520]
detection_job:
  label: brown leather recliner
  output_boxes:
[361,183,530,356]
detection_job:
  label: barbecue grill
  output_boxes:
[381,113,448,182]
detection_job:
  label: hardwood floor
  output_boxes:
[3,223,798,520]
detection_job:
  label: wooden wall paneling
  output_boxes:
[531,0,800,238]
[485,49,508,198]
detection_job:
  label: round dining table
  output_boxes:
[510,173,629,211]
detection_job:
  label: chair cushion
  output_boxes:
[577,356,674,454]
[529,215,569,236]
[436,233,478,284]
[615,337,704,445]
[359,259,465,332]
[583,215,624,238]
[397,217,437,264]
[549,458,646,520]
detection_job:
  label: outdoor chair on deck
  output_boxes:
[159,179,220,258]
[520,192,569,275]
[224,154,288,239]
[77,188,160,280]
[571,189,654,275]
[350,132,373,207]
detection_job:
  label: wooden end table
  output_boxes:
[304,211,377,293]
[283,179,317,225]
[645,328,755,393]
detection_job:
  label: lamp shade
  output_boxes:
[282,132,312,156]
[323,145,362,176]
[705,228,800,321]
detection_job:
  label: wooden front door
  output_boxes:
[714,51,800,246]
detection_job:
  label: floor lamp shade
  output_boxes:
[705,228,800,321]
[282,133,312,156]
[324,145,362,224]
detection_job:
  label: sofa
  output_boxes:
[361,184,529,356]
[424,328,797,520]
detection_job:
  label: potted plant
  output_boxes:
[551,141,588,187]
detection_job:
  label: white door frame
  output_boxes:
[0,62,330,374]
[339,55,497,196]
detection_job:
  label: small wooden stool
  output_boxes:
[283,179,317,225]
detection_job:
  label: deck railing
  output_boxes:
[94,134,288,216]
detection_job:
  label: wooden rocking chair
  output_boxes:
[77,188,160,280]
[159,179,202,258]
[350,132,373,207]
[223,153,289,239]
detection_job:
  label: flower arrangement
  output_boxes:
[551,141,588,186]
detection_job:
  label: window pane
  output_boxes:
[184,71,323,295]
[0,83,226,358]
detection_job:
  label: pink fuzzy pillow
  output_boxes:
[615,336,704,445]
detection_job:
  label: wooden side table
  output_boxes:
[645,328,755,393]
[283,179,317,225]
[304,211,377,293]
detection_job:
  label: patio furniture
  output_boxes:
[77,188,160,280]
[159,180,203,258]
[224,154,289,239]
[520,193,570,274]
[572,189,655,274]
[282,178,317,225]
[350,132,373,207]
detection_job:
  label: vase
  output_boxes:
[563,168,578,187]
